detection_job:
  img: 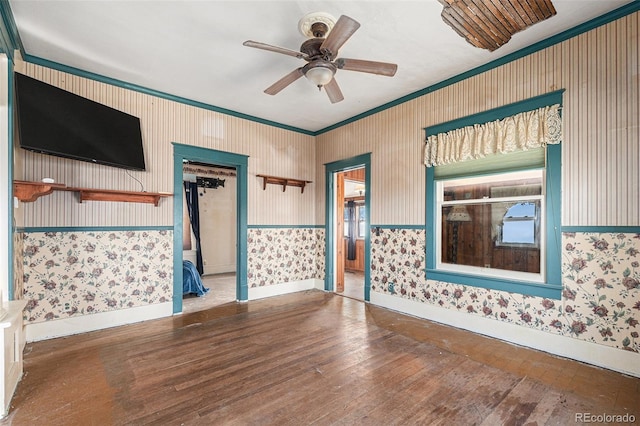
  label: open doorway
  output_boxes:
[181,161,238,313]
[172,143,248,314]
[325,154,371,302]
[337,168,366,300]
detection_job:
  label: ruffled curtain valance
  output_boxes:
[424,104,562,167]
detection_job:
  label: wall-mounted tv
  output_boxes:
[14,73,146,171]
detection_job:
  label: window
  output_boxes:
[424,91,564,299]
[344,203,366,238]
[343,208,350,237]
[437,169,544,282]
[500,202,538,246]
[358,205,366,238]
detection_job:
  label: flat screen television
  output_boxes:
[14,73,146,171]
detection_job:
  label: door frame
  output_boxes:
[324,153,371,301]
[172,143,248,313]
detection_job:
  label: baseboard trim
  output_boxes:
[249,278,324,300]
[25,302,173,342]
[370,292,640,378]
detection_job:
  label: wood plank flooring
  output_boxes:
[2,290,639,425]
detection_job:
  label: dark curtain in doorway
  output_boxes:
[346,201,357,261]
[184,181,204,275]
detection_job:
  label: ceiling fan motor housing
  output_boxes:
[300,38,333,61]
[311,22,329,38]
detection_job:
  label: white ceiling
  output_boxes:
[8,0,633,133]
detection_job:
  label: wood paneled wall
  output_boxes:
[344,168,365,182]
[316,12,639,227]
[344,238,365,272]
[13,61,316,228]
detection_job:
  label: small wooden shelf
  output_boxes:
[13,180,66,202]
[13,181,172,206]
[256,174,312,194]
[62,187,172,206]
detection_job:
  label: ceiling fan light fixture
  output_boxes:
[305,67,334,86]
[303,61,336,87]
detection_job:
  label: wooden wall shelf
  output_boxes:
[62,187,172,206]
[256,174,312,194]
[13,180,66,202]
[13,181,172,206]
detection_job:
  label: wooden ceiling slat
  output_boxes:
[457,0,512,49]
[440,0,556,51]
[467,12,509,49]
[542,0,558,17]
[526,0,548,21]
[497,0,528,29]
[510,0,535,26]
[446,3,502,49]
[469,0,513,42]
[442,7,493,49]
[446,7,497,49]
[536,0,557,19]
[481,0,519,34]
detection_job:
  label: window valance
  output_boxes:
[424,104,562,167]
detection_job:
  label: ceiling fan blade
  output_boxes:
[335,58,398,77]
[243,40,305,59]
[320,15,360,56]
[264,68,304,95]
[324,78,344,104]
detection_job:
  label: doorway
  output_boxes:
[181,161,238,313]
[172,143,248,314]
[325,154,371,302]
[337,168,366,300]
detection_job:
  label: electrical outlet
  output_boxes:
[63,302,71,312]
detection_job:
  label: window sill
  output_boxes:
[425,269,561,299]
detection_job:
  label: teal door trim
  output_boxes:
[324,153,371,301]
[172,143,248,313]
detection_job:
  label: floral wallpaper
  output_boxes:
[22,230,173,324]
[562,232,640,351]
[371,228,640,353]
[19,224,639,354]
[248,228,324,288]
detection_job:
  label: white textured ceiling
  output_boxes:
[8,0,634,132]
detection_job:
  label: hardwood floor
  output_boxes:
[3,290,639,425]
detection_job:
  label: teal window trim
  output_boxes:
[325,153,371,301]
[424,269,561,300]
[424,90,565,135]
[425,92,563,299]
[173,143,248,313]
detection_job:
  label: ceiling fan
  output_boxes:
[243,12,398,103]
